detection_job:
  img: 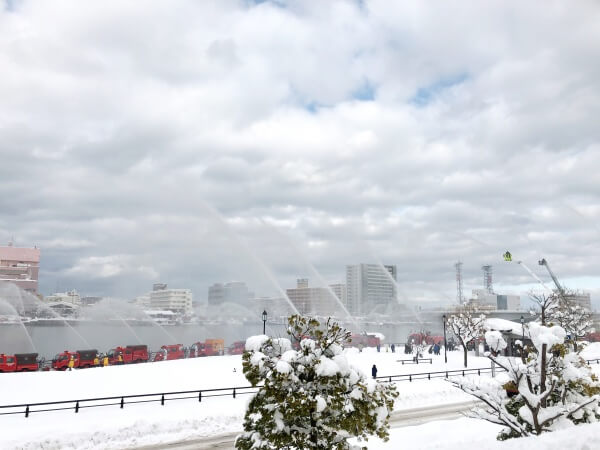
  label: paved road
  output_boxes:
[134,400,481,450]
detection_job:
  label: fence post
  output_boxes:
[462,370,465,376]
[198,391,202,402]
[75,401,79,413]
[233,388,236,399]
[161,395,165,406]
[445,371,448,378]
[389,376,392,383]
[25,405,29,418]
[409,375,412,382]
[478,369,480,376]
[120,397,124,409]
[428,373,430,380]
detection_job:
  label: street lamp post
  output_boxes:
[262,310,268,335]
[442,314,448,364]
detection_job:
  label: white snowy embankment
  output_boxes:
[1,344,597,449]
[365,417,600,450]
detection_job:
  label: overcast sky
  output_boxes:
[1,0,599,309]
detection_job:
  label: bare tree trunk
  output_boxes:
[310,410,318,448]
[540,343,547,407]
[463,346,468,368]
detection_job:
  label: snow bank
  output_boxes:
[365,417,600,450]
[0,344,533,449]
[580,342,600,359]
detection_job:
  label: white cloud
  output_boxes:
[0,0,599,308]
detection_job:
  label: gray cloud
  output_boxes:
[1,0,599,309]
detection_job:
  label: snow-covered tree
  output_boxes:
[549,295,594,351]
[447,306,486,367]
[529,290,594,351]
[528,291,558,326]
[451,322,600,440]
[236,315,398,450]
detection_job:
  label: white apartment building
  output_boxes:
[345,264,397,316]
[149,284,192,314]
[286,279,336,316]
[45,290,82,305]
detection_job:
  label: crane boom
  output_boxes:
[538,258,565,296]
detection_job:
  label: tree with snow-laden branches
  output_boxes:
[451,320,600,440]
[529,290,594,352]
[548,294,594,352]
[447,306,486,368]
[235,315,398,450]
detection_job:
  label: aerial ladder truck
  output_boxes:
[537,258,566,298]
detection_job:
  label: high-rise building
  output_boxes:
[208,281,252,305]
[0,243,40,294]
[345,264,397,315]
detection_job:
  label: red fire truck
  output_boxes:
[107,345,149,365]
[0,353,39,372]
[349,333,381,349]
[52,350,98,370]
[153,344,185,361]
[228,341,246,355]
[189,339,225,357]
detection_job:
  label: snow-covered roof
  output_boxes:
[366,332,385,341]
[144,310,176,316]
[484,318,524,336]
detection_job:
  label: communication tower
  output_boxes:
[455,261,464,304]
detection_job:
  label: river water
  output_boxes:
[0,320,423,359]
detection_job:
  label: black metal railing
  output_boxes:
[376,365,507,383]
[0,385,260,418]
[2,357,598,418]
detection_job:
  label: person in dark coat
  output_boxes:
[371,364,378,379]
[391,343,395,353]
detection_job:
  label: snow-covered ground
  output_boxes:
[1,345,599,449]
[364,417,600,450]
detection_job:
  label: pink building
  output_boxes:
[0,245,41,294]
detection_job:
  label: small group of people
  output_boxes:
[428,342,441,356]
[403,342,413,354]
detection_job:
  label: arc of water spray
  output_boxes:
[258,219,357,326]
[513,260,555,293]
[1,283,92,349]
[0,298,37,352]
[195,200,300,316]
[105,300,144,344]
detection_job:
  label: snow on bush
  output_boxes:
[236,315,398,450]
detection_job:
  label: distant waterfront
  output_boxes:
[0,319,423,359]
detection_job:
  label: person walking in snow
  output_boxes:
[371,364,378,379]
[391,343,395,353]
[68,355,75,371]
